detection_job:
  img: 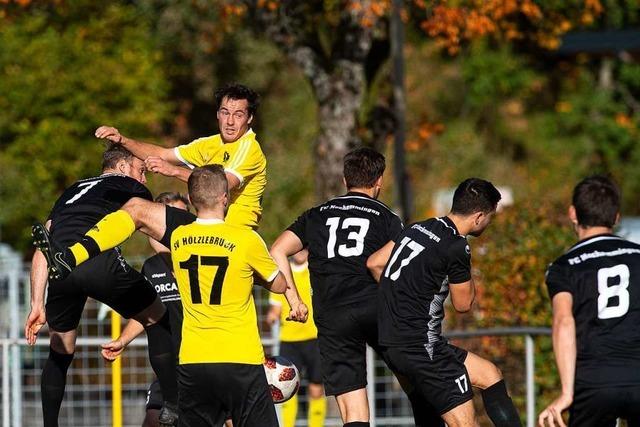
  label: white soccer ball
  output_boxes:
[263,355,300,404]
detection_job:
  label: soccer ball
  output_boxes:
[263,355,300,404]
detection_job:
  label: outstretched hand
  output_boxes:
[100,339,126,362]
[24,306,46,345]
[145,156,180,178]
[95,126,123,144]
[286,302,309,323]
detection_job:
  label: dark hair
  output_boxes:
[451,178,502,215]
[102,144,134,171]
[343,148,386,189]
[572,175,620,228]
[187,165,228,211]
[214,83,260,118]
[155,192,190,210]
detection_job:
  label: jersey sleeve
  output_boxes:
[545,261,573,298]
[269,291,286,307]
[286,210,310,247]
[247,231,279,282]
[448,238,472,284]
[388,215,404,242]
[130,181,153,201]
[224,140,265,187]
[174,137,213,168]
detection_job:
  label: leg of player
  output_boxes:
[281,394,298,427]
[142,409,160,427]
[464,351,522,427]
[133,296,179,427]
[42,329,76,427]
[336,388,370,426]
[69,197,168,266]
[307,382,326,427]
[441,399,481,427]
[34,198,170,279]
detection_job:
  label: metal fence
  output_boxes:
[1,245,551,427]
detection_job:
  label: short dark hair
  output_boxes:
[451,178,502,215]
[572,175,620,228]
[155,192,190,210]
[214,83,260,117]
[187,165,228,211]
[102,144,134,171]
[343,148,386,189]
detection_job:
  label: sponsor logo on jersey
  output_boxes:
[223,151,230,162]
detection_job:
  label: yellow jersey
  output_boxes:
[171,218,279,365]
[174,129,266,228]
[269,262,317,342]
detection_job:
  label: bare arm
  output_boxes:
[25,220,52,345]
[538,292,575,427]
[270,231,308,322]
[100,319,146,362]
[367,240,395,283]
[449,279,476,313]
[144,156,243,188]
[95,126,179,164]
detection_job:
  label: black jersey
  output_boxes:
[287,192,403,313]
[546,234,640,387]
[142,253,183,352]
[378,217,471,354]
[48,173,152,246]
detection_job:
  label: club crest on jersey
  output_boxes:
[223,151,230,162]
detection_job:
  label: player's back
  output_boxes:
[49,173,152,246]
[547,235,640,385]
[171,220,278,365]
[378,217,471,351]
[288,192,403,313]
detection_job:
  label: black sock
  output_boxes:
[343,423,369,427]
[78,237,101,261]
[482,380,522,427]
[41,348,74,427]
[408,390,444,427]
[144,311,178,406]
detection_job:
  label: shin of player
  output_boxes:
[369,178,521,427]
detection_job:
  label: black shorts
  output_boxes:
[315,300,381,396]
[145,379,163,411]
[160,206,196,248]
[382,342,471,415]
[279,339,323,384]
[177,363,277,427]
[45,249,158,332]
[569,384,640,427]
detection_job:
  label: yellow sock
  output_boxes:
[308,396,326,427]
[70,210,136,265]
[69,243,90,266]
[281,394,298,427]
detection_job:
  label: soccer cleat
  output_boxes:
[158,402,179,427]
[31,223,73,281]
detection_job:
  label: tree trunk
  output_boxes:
[314,65,366,200]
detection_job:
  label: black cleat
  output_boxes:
[31,223,73,281]
[158,402,179,427]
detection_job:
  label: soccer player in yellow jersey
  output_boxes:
[34,84,268,280]
[172,165,307,427]
[267,249,326,427]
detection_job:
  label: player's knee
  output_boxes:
[477,362,503,389]
[49,331,76,354]
[122,197,149,224]
[308,383,324,399]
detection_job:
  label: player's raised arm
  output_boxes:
[367,240,396,283]
[25,220,52,345]
[95,125,180,165]
[538,292,575,427]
